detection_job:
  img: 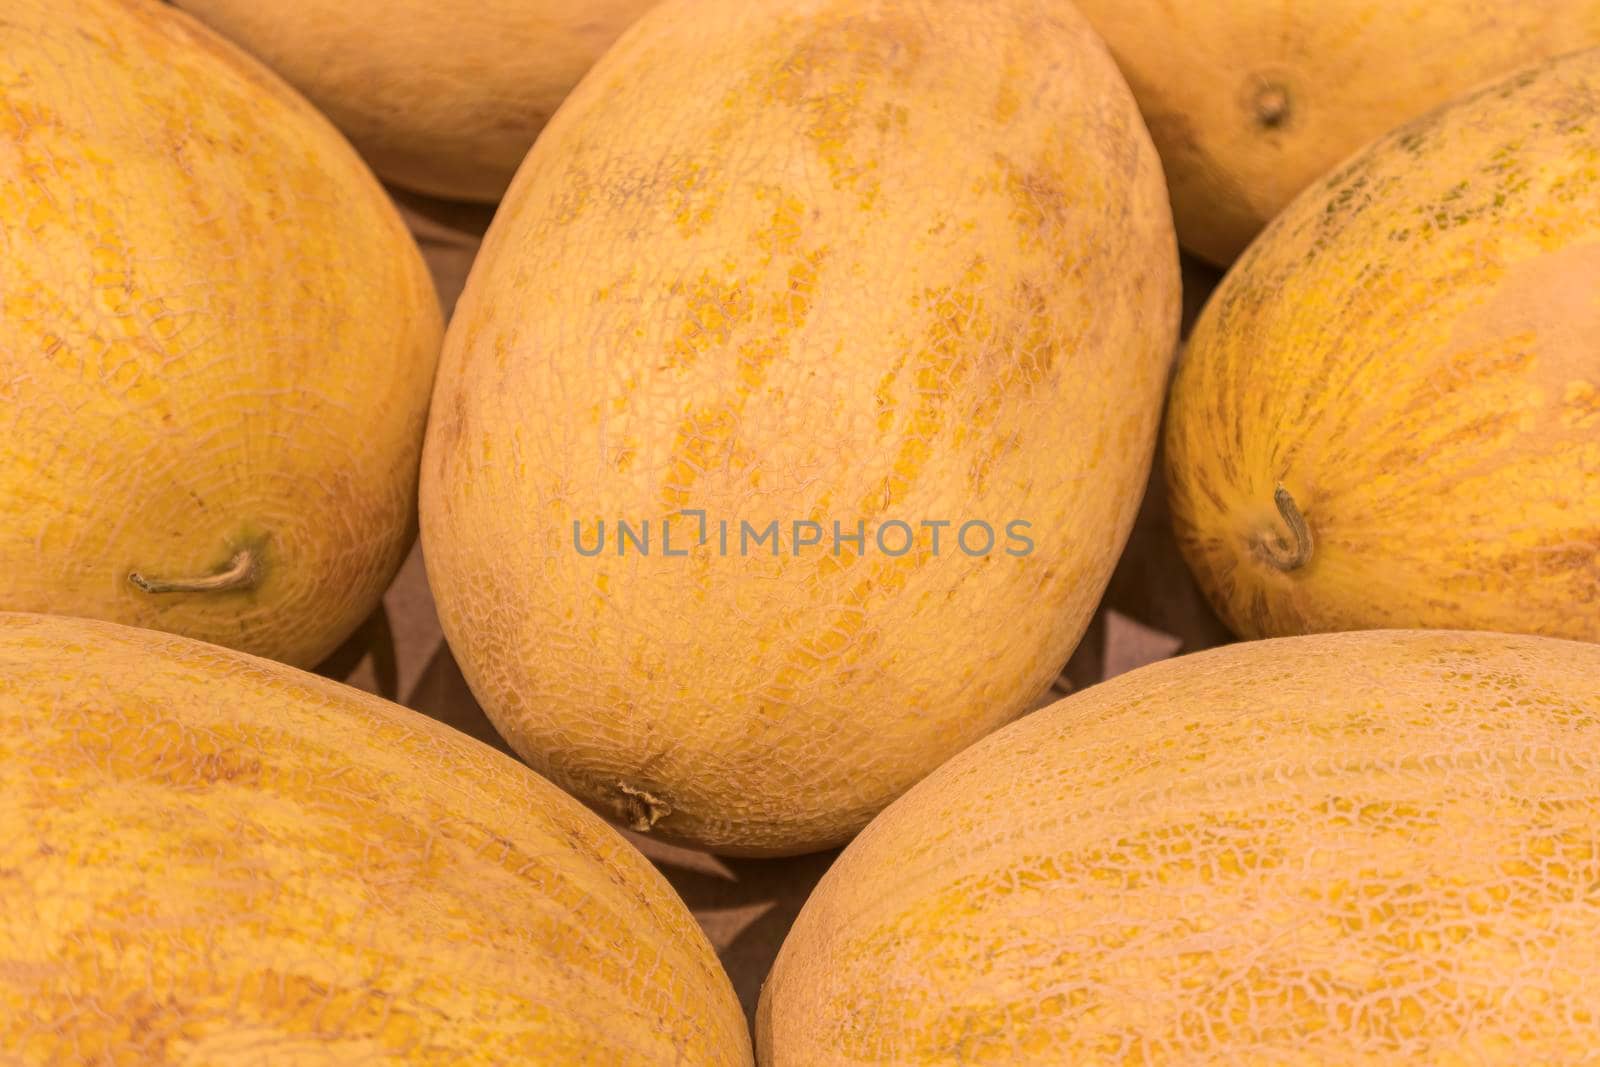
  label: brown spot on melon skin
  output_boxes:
[0,613,752,1065]
[0,0,441,669]
[1166,49,1600,645]
[760,631,1600,1064]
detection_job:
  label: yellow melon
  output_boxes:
[1166,49,1600,644]
[419,0,1180,856]
[0,612,752,1065]
[173,0,662,202]
[1072,0,1600,264]
[0,0,443,668]
[758,629,1600,1063]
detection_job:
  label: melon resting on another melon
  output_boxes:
[758,629,1600,1064]
[0,0,443,669]
[419,0,1181,856]
[0,612,752,1066]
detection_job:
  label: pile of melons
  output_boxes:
[3,0,1596,1062]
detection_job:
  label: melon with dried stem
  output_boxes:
[0,0,443,668]
[758,629,1600,1064]
[1166,48,1600,643]
[420,0,1180,856]
[0,612,752,1065]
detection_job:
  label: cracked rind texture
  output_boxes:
[1073,0,1600,264]
[173,0,663,203]
[419,0,1181,856]
[1165,49,1600,644]
[0,612,752,1066]
[757,629,1600,1064]
[0,0,444,669]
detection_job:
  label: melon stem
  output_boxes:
[129,548,260,594]
[1258,484,1314,572]
[1254,83,1291,128]
[618,782,671,832]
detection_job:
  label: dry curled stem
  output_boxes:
[129,547,260,595]
[1255,484,1314,572]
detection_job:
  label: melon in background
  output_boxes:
[1073,0,1600,264]
[173,0,662,202]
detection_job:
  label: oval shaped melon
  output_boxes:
[173,0,662,202]
[0,612,751,1065]
[758,629,1600,1063]
[420,0,1181,855]
[0,0,443,668]
[1072,0,1600,264]
[1166,48,1600,644]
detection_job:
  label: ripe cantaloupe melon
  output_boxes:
[0,612,752,1065]
[1071,0,1600,264]
[420,0,1181,855]
[173,0,662,202]
[0,0,443,668]
[1166,48,1600,644]
[758,629,1600,1064]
